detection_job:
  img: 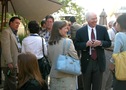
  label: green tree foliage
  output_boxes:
[57,0,85,24]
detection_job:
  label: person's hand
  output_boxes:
[109,63,115,73]
[92,40,102,47]
[8,63,13,69]
[86,40,93,47]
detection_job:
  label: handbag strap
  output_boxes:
[63,39,71,55]
[42,38,45,56]
[42,38,50,64]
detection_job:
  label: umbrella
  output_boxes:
[0,0,62,30]
[99,9,107,25]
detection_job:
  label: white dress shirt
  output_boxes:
[22,33,47,59]
[87,25,97,55]
[108,27,117,47]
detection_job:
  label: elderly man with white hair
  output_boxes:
[75,12,111,90]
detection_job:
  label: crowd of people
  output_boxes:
[1,11,126,90]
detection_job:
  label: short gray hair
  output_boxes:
[85,12,97,21]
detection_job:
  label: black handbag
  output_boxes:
[41,38,51,79]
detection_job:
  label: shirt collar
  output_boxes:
[11,28,17,35]
[30,33,39,36]
[87,25,96,31]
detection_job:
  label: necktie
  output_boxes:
[91,29,97,60]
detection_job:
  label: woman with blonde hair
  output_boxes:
[17,52,48,90]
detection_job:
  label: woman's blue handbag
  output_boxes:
[55,39,81,75]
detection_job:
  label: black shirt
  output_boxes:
[19,79,48,90]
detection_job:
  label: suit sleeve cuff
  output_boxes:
[100,41,102,46]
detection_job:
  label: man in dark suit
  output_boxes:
[75,12,111,90]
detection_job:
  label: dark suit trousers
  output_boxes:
[82,59,103,90]
[113,75,126,90]
[78,74,84,90]
[2,67,17,90]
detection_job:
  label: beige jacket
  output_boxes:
[1,27,19,68]
[48,38,79,78]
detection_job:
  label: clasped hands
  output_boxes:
[86,40,102,47]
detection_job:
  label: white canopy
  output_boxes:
[0,0,62,21]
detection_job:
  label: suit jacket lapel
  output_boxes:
[8,28,18,47]
[85,25,89,41]
[96,25,100,40]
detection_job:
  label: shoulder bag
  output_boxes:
[55,39,81,75]
[112,51,126,80]
[41,38,51,79]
